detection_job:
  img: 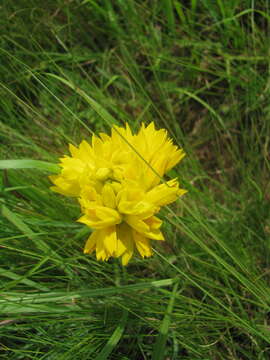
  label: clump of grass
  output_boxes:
[1,1,270,359]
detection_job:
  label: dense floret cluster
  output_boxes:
[50,122,186,265]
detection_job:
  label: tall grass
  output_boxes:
[1,1,270,359]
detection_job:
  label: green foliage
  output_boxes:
[1,0,270,359]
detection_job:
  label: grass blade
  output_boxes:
[1,205,73,276]
[0,160,60,173]
[152,283,178,360]
[0,267,49,292]
[94,310,128,360]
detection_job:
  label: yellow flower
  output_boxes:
[50,122,186,265]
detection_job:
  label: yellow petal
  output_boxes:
[96,167,112,181]
[125,215,149,233]
[84,231,98,254]
[102,183,116,208]
[166,149,185,172]
[49,177,80,197]
[125,215,164,241]
[118,200,155,217]
[92,136,103,155]
[145,179,186,207]
[95,229,109,261]
[78,206,122,229]
[99,132,111,142]
[102,226,117,255]
[116,223,134,265]
[143,228,164,241]
[95,206,122,223]
[145,216,162,230]
[121,251,132,266]
[133,230,153,258]
[110,181,122,194]
[69,143,79,157]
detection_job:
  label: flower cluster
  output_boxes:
[50,122,186,265]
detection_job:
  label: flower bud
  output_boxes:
[102,183,116,208]
[95,167,111,181]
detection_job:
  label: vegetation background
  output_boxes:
[1,1,270,359]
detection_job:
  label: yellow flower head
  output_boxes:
[50,122,186,265]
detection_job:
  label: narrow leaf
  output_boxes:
[152,283,178,360]
[0,160,60,173]
[0,267,49,292]
[95,310,128,360]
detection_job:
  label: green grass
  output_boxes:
[1,0,270,359]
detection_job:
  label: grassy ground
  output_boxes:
[1,1,270,359]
